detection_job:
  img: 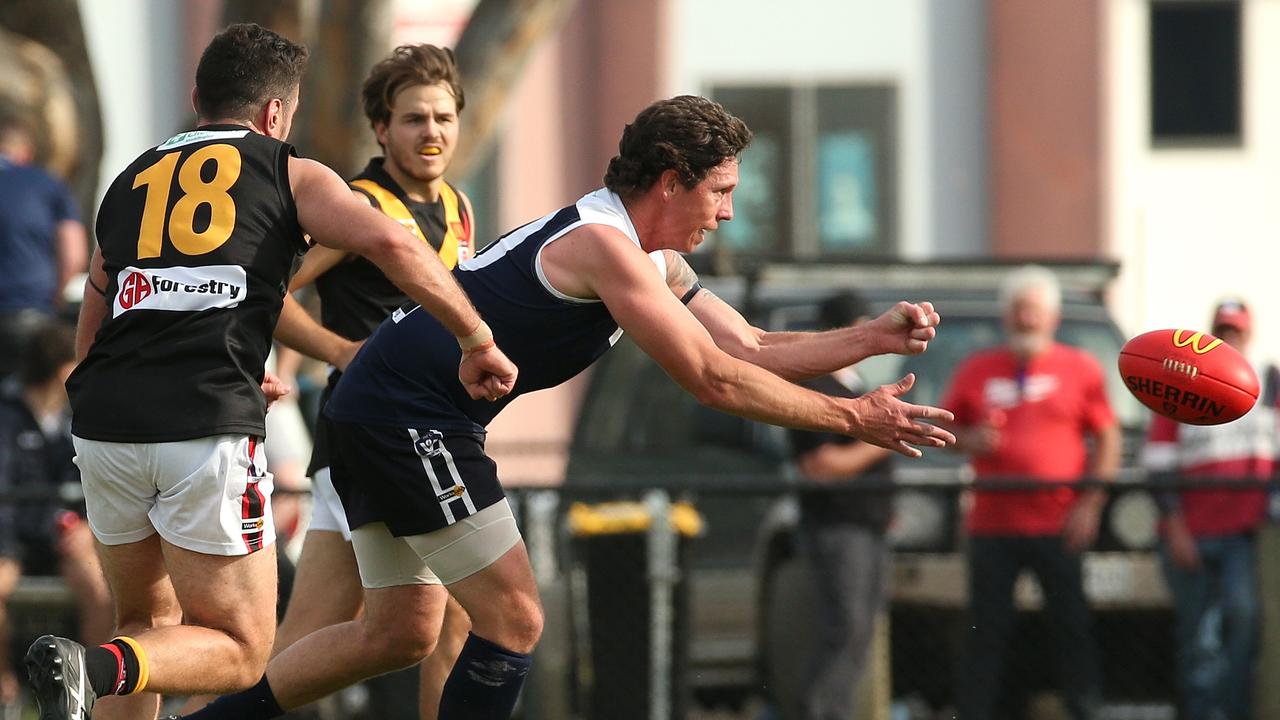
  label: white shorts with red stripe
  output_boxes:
[306,466,352,541]
[73,434,275,556]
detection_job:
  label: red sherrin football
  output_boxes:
[1118,329,1258,425]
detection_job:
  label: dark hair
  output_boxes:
[20,320,76,387]
[604,96,752,199]
[194,23,309,121]
[0,110,31,147]
[362,44,464,133]
[817,291,870,331]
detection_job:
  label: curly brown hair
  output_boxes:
[195,23,309,121]
[603,96,752,199]
[362,44,464,133]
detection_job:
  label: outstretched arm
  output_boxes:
[544,230,954,456]
[663,251,939,381]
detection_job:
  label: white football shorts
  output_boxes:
[306,466,352,541]
[73,434,275,556]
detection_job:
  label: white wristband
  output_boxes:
[457,321,494,353]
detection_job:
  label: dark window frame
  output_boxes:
[708,83,899,261]
[1149,0,1244,147]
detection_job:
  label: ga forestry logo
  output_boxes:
[112,265,247,318]
[118,270,153,310]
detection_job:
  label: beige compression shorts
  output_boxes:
[350,497,520,588]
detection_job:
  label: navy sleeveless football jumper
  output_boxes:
[325,189,666,533]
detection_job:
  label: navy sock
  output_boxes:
[438,633,533,719]
[182,675,284,720]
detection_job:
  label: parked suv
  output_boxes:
[562,261,1171,716]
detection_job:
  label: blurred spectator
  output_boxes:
[264,344,313,561]
[786,290,894,720]
[0,320,111,704]
[1142,299,1279,720]
[941,265,1121,720]
[263,344,313,630]
[0,113,87,380]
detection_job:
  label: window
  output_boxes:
[710,84,897,259]
[1150,0,1242,145]
[816,86,897,253]
[707,87,791,255]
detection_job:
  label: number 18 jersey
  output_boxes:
[67,125,308,442]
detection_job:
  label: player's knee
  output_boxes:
[469,591,542,654]
[219,632,273,689]
[249,631,275,668]
[207,626,267,679]
[503,596,544,654]
[368,617,439,668]
[228,659,268,691]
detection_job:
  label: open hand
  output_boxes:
[459,344,519,401]
[848,373,956,458]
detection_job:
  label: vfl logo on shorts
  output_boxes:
[436,485,467,503]
[113,265,247,318]
[413,429,446,458]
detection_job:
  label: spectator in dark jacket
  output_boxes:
[787,290,895,720]
[0,320,111,704]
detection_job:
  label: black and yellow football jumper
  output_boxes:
[307,157,473,476]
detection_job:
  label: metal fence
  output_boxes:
[500,475,1275,720]
[4,476,1279,720]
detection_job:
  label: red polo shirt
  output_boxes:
[940,343,1116,536]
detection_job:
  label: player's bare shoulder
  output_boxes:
[539,222,652,298]
[285,154,333,197]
